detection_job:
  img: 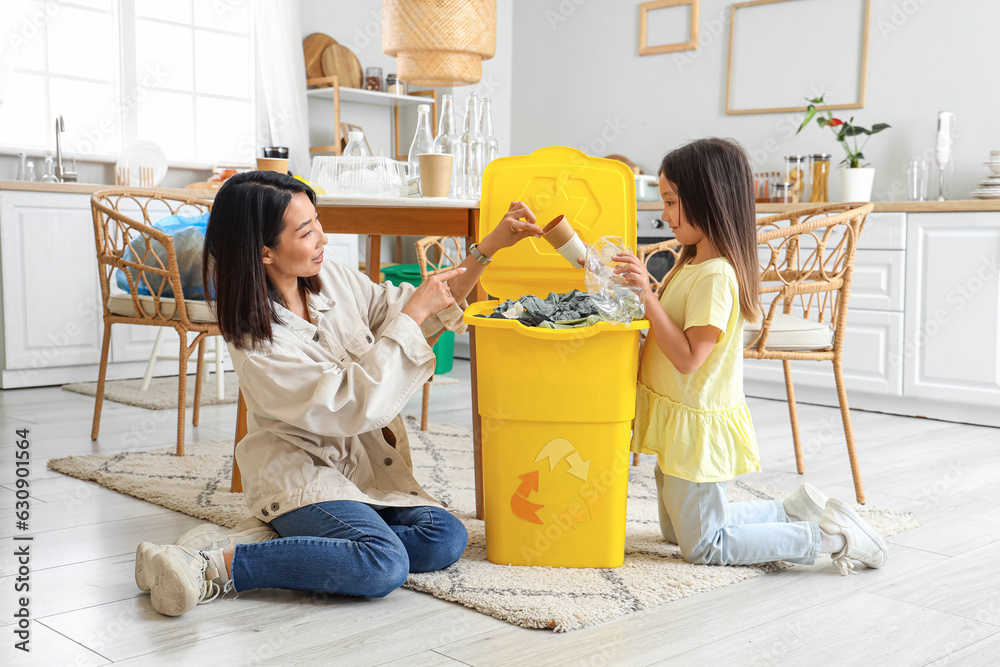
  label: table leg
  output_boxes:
[231,389,248,493]
[467,211,485,520]
[366,234,382,283]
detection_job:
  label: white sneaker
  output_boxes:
[135,542,168,592]
[175,517,276,551]
[783,483,829,523]
[819,498,888,575]
[147,544,223,616]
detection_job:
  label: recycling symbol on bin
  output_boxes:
[510,438,607,526]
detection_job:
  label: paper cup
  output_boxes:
[542,215,588,268]
[256,157,289,173]
[418,153,453,197]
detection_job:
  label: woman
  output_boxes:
[134,170,543,616]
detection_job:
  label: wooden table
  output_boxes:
[231,196,488,520]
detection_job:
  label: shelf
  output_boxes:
[306,86,430,108]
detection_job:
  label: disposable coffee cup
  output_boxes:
[542,215,588,269]
[256,157,289,173]
[418,153,453,197]
[263,146,289,158]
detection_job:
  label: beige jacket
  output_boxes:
[228,259,463,522]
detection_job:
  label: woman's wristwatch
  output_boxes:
[468,242,493,265]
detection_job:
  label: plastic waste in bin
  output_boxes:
[463,146,648,568]
[382,263,455,374]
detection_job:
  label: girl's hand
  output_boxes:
[401,266,467,325]
[482,201,543,252]
[613,252,655,299]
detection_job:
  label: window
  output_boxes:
[0,0,254,166]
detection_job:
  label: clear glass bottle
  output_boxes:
[433,94,461,198]
[25,161,36,182]
[460,92,484,200]
[479,96,499,166]
[40,154,59,183]
[16,152,28,181]
[407,104,434,185]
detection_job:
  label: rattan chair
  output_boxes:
[638,202,874,503]
[90,189,221,456]
[414,235,468,431]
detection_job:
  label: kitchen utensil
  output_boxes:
[256,157,289,173]
[303,33,337,84]
[117,140,168,187]
[635,174,660,202]
[907,158,930,201]
[935,111,956,201]
[320,44,363,89]
[418,153,453,197]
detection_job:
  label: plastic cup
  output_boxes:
[418,154,453,197]
[257,157,289,173]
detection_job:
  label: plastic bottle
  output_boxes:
[459,92,484,200]
[407,104,433,184]
[433,94,461,198]
[480,97,499,166]
[343,131,370,157]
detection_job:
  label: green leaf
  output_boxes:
[841,125,868,137]
[836,125,850,141]
[869,123,891,134]
[817,117,829,128]
[797,105,818,134]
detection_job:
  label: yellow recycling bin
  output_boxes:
[464,146,648,568]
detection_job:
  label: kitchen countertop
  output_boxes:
[0,180,219,198]
[639,200,1000,212]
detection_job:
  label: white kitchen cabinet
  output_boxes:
[903,212,1000,409]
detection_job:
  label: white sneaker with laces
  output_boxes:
[175,517,276,551]
[818,498,888,575]
[135,542,168,592]
[147,545,223,616]
[783,483,829,523]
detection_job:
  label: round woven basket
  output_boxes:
[382,0,496,87]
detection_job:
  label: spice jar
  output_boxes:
[784,155,807,203]
[809,153,831,203]
[386,73,406,95]
[365,67,383,92]
[773,181,793,203]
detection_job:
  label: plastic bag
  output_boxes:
[115,212,210,300]
[584,235,645,325]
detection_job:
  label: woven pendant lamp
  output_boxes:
[382,0,496,87]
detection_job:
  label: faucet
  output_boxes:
[55,115,78,183]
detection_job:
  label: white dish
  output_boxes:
[985,162,1000,176]
[116,140,168,187]
[972,193,1000,199]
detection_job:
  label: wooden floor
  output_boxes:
[2,359,999,666]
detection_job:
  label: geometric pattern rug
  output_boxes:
[47,416,921,632]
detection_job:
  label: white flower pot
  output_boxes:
[840,167,875,202]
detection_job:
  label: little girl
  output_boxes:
[614,138,887,575]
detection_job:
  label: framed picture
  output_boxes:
[725,0,871,115]
[639,0,699,56]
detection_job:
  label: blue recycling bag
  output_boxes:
[115,212,210,300]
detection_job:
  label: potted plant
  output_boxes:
[797,94,890,202]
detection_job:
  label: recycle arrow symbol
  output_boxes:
[534,438,590,481]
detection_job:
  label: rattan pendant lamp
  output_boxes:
[382,0,497,86]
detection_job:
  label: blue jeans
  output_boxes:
[655,468,819,566]
[230,501,468,598]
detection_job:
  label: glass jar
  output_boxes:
[364,67,383,92]
[773,181,793,203]
[784,155,807,203]
[386,73,406,95]
[809,153,831,203]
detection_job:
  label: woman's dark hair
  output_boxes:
[203,170,321,350]
[658,137,760,322]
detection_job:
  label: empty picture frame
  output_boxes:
[726,0,871,115]
[639,0,699,55]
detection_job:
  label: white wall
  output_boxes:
[298,0,513,162]
[509,0,1000,201]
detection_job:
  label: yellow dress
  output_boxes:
[631,257,760,482]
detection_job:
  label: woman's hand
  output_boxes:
[479,201,543,256]
[612,252,656,303]
[401,266,467,326]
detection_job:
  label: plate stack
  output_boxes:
[971,150,1000,199]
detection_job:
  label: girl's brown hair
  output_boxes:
[203,170,321,350]
[658,137,760,322]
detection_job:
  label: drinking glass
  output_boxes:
[907,158,930,201]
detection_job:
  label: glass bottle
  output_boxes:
[40,154,59,183]
[809,153,831,203]
[479,97,499,166]
[16,152,28,181]
[459,92,484,200]
[433,94,461,198]
[407,104,434,185]
[25,160,36,182]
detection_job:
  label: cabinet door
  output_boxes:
[903,212,1000,406]
[744,309,904,398]
[325,233,359,268]
[0,192,104,374]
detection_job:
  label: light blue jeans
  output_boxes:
[655,468,819,566]
[230,501,468,598]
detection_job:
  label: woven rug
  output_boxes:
[49,417,921,632]
[62,373,240,409]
